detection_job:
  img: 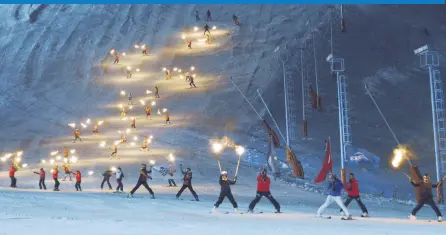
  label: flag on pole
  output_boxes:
[315,138,332,183]
[262,120,280,148]
[266,133,280,180]
[286,147,304,178]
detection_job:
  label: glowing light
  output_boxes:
[190,66,195,71]
[148,139,152,144]
[180,75,183,79]
[192,74,196,78]
[0,157,6,162]
[111,166,117,172]
[193,27,198,32]
[212,143,223,154]
[41,159,46,164]
[173,67,178,71]
[235,146,245,156]
[22,163,28,168]
[127,66,132,70]
[122,117,128,121]
[50,151,58,156]
[16,151,23,157]
[98,120,104,125]
[86,119,91,124]
[140,100,146,105]
[136,68,140,72]
[162,67,167,71]
[146,90,152,94]
[392,146,407,168]
[114,140,121,145]
[168,153,175,162]
[50,169,54,173]
[63,158,68,163]
[70,156,78,163]
[133,136,138,141]
[134,45,140,49]
[100,141,106,148]
[142,44,146,48]
[81,123,87,129]
[120,90,126,96]
[163,108,167,113]
[15,157,21,163]
[212,26,217,30]
[50,159,55,164]
[68,123,76,128]
[122,52,126,56]
[157,109,161,115]
[70,149,76,154]
[178,69,182,73]
[149,135,153,139]
[151,101,156,106]
[119,104,123,108]
[181,34,186,39]
[110,49,115,54]
[130,142,136,146]
[129,106,133,110]
[149,160,156,165]
[88,171,94,176]
[56,155,62,160]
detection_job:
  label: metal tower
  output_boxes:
[326,54,352,171]
[414,45,445,203]
[283,61,298,144]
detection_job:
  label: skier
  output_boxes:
[316,173,352,219]
[145,106,152,119]
[114,167,124,193]
[340,173,369,217]
[206,10,212,21]
[188,40,192,49]
[63,147,69,163]
[120,133,128,145]
[140,136,149,151]
[73,129,82,143]
[33,168,46,190]
[9,164,17,188]
[205,34,211,44]
[155,86,160,98]
[247,168,281,213]
[128,93,133,105]
[232,14,239,25]
[166,164,177,187]
[93,123,99,135]
[204,24,210,35]
[114,53,120,64]
[130,117,136,129]
[142,45,147,55]
[211,171,240,213]
[120,107,127,118]
[62,164,72,181]
[126,68,132,78]
[195,10,200,21]
[101,168,113,190]
[176,165,199,200]
[165,111,171,125]
[409,174,445,222]
[53,166,60,191]
[189,75,197,88]
[110,144,118,160]
[128,164,155,198]
[165,70,172,80]
[71,170,82,191]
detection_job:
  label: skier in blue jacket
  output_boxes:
[316,173,352,220]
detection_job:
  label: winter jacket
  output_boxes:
[63,165,70,173]
[327,178,343,196]
[115,170,124,180]
[102,170,112,180]
[52,168,59,179]
[219,176,236,194]
[9,166,17,177]
[39,170,45,180]
[138,168,152,182]
[411,180,443,200]
[345,179,360,197]
[183,172,192,185]
[72,171,81,182]
[168,166,175,177]
[257,174,271,193]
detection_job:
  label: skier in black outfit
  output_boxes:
[114,167,124,192]
[176,165,199,201]
[188,76,196,88]
[206,10,212,21]
[101,168,113,190]
[128,164,155,198]
[195,10,200,21]
[211,171,240,213]
[409,174,445,222]
[204,24,210,35]
[155,86,160,98]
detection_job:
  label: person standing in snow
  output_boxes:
[63,147,69,163]
[127,92,133,105]
[206,10,212,21]
[128,164,155,198]
[176,165,199,201]
[110,144,118,160]
[101,168,113,190]
[195,10,200,21]
[71,170,82,191]
[53,166,60,191]
[145,106,152,119]
[126,68,132,79]
[188,40,192,49]
[340,173,368,217]
[189,75,197,88]
[62,164,72,181]
[114,167,124,193]
[73,129,82,143]
[9,164,17,188]
[93,123,99,135]
[211,171,240,213]
[204,24,210,35]
[248,168,281,213]
[155,86,160,98]
[142,45,147,55]
[165,111,171,125]
[316,173,352,219]
[130,117,136,129]
[140,136,149,152]
[114,53,120,64]
[232,14,239,25]
[166,164,177,187]
[409,174,445,222]
[33,168,46,190]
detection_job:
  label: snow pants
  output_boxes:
[411,198,442,217]
[73,137,82,143]
[130,181,154,195]
[155,91,160,98]
[75,181,82,191]
[176,184,198,199]
[206,15,212,21]
[248,191,280,211]
[168,179,177,186]
[116,179,124,191]
[63,172,72,181]
[340,196,368,213]
[204,29,210,35]
[39,179,46,190]
[317,195,351,216]
[189,82,196,88]
[10,176,17,187]
[101,178,112,189]
[54,178,60,190]
[214,191,238,208]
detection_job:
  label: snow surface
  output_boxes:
[0,4,446,234]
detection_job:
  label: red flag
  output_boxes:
[314,138,333,183]
[262,120,280,148]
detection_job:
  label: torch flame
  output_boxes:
[392,146,407,168]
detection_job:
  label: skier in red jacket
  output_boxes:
[71,170,82,191]
[340,173,369,217]
[9,165,17,188]
[247,168,281,213]
[33,168,46,190]
[53,166,60,191]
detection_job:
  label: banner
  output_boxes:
[314,138,332,183]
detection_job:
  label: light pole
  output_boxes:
[414,44,445,204]
[212,143,223,172]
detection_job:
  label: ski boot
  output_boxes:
[408,214,416,220]
[150,194,155,199]
[195,197,200,202]
[247,209,254,213]
[275,209,281,214]
[127,193,133,198]
[438,216,443,222]
[361,212,369,217]
[210,206,217,213]
[176,196,180,200]
[234,208,242,214]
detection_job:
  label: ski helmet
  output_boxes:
[141,164,147,168]
[221,171,228,176]
[261,168,267,175]
[186,167,191,172]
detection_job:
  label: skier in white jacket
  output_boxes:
[114,167,124,192]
